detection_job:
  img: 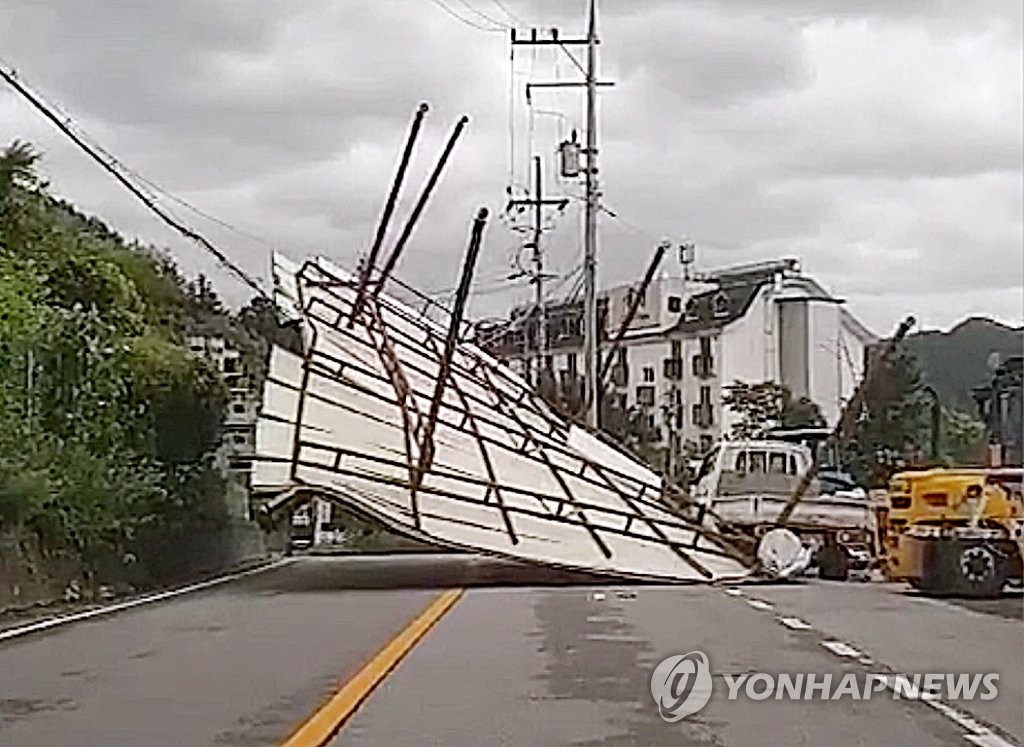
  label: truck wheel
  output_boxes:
[917,538,1006,598]
[956,544,1004,598]
[817,546,850,581]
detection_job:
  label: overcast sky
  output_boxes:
[1,0,1021,335]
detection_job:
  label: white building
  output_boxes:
[480,257,877,456]
[187,334,259,518]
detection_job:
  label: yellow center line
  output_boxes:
[278,587,465,747]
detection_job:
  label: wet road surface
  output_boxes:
[0,554,1019,746]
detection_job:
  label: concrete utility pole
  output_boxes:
[582,0,599,428]
[507,157,568,368]
[511,0,609,426]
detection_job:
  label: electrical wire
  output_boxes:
[0,60,270,300]
[489,0,525,26]
[0,57,281,258]
[423,0,506,31]
[453,0,512,29]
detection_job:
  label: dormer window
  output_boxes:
[712,291,729,318]
[684,298,699,321]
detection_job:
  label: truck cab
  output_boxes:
[693,439,874,579]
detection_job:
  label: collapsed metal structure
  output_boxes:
[251,104,812,583]
[254,247,757,582]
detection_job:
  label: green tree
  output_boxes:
[0,140,248,592]
[722,380,825,439]
[842,346,931,487]
[937,408,987,466]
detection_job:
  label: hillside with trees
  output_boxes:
[0,141,286,605]
[904,317,1023,412]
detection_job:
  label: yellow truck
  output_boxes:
[877,467,1023,597]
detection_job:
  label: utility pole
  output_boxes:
[506,157,568,370]
[582,0,599,428]
[532,156,547,360]
[511,0,609,427]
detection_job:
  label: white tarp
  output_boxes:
[254,254,752,583]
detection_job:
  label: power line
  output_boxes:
[489,0,525,26]
[453,0,512,28]
[423,0,505,31]
[0,56,282,256]
[0,61,270,300]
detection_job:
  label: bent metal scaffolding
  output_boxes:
[255,251,763,582]
[249,102,780,583]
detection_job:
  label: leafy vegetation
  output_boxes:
[722,380,825,439]
[0,141,281,593]
[841,346,988,487]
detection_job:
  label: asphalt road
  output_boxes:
[0,554,1020,747]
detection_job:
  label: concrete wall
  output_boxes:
[778,299,810,400]
[807,300,842,425]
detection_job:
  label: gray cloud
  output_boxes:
[0,0,1020,335]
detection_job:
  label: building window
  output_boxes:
[567,353,577,375]
[699,434,713,454]
[232,403,246,414]
[611,347,629,387]
[684,298,699,321]
[232,434,247,445]
[223,357,239,374]
[700,337,712,358]
[668,296,681,313]
[670,340,682,359]
[643,366,655,382]
[636,385,656,407]
[712,292,729,318]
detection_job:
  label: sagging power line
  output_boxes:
[0,61,270,301]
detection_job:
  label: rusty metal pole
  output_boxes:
[415,207,490,480]
[597,240,669,386]
[349,102,429,327]
[372,116,470,295]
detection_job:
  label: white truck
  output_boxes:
[692,438,875,580]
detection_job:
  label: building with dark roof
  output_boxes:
[477,256,877,455]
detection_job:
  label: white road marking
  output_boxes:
[0,558,290,643]
[591,592,606,601]
[724,589,1018,747]
[820,640,863,658]
[778,616,812,630]
[877,675,1018,747]
[963,732,1018,747]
